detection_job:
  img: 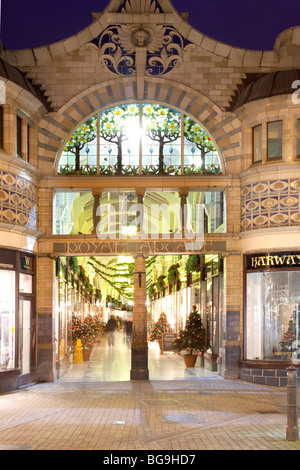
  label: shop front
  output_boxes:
[0,249,36,392]
[241,252,300,386]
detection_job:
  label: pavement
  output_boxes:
[0,330,299,454]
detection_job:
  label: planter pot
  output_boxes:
[183,354,198,368]
[157,340,163,354]
[82,349,92,361]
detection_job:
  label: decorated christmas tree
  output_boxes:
[173,305,205,355]
[147,311,155,337]
[83,314,103,348]
[280,304,300,354]
[71,314,85,342]
[149,312,171,341]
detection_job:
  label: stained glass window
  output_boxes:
[58,104,222,176]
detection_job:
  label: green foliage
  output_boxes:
[155,275,166,291]
[143,104,181,139]
[64,117,97,153]
[167,263,180,284]
[173,305,205,355]
[184,117,216,153]
[185,255,201,274]
[69,256,79,274]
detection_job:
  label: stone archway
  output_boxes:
[37,78,241,177]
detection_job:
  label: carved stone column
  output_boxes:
[131,253,149,380]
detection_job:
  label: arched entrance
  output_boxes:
[36,90,242,384]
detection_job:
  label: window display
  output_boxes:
[0,270,15,370]
[246,270,300,361]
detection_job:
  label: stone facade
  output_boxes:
[0,0,300,387]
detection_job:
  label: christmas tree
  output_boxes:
[149,312,171,341]
[173,305,205,355]
[70,314,85,346]
[147,311,155,337]
[280,304,300,354]
[83,314,103,348]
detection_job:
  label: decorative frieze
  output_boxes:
[0,170,37,230]
[241,178,300,231]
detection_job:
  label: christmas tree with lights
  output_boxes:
[280,304,300,354]
[173,305,205,355]
[149,312,171,341]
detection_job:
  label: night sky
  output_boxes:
[2,0,300,51]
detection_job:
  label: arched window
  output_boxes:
[58,104,222,176]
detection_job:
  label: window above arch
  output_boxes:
[57,103,222,176]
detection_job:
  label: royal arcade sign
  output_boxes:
[247,252,300,270]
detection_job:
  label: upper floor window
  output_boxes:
[16,116,22,158]
[267,120,282,160]
[252,124,262,163]
[58,103,222,176]
[53,189,226,236]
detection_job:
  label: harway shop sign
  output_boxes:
[247,252,300,270]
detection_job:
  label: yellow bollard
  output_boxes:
[73,339,83,364]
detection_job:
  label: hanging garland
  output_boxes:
[156,275,166,291]
[167,263,180,284]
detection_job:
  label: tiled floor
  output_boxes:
[0,331,299,452]
[59,330,219,382]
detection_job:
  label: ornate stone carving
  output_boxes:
[118,0,162,14]
[97,24,195,77]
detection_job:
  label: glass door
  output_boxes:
[19,299,31,375]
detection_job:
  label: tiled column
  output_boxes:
[38,188,54,235]
[36,255,57,382]
[130,253,149,380]
[221,253,243,379]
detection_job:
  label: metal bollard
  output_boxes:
[286,365,299,441]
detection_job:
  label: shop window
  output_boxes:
[246,270,300,361]
[0,270,15,370]
[267,120,282,159]
[252,124,262,163]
